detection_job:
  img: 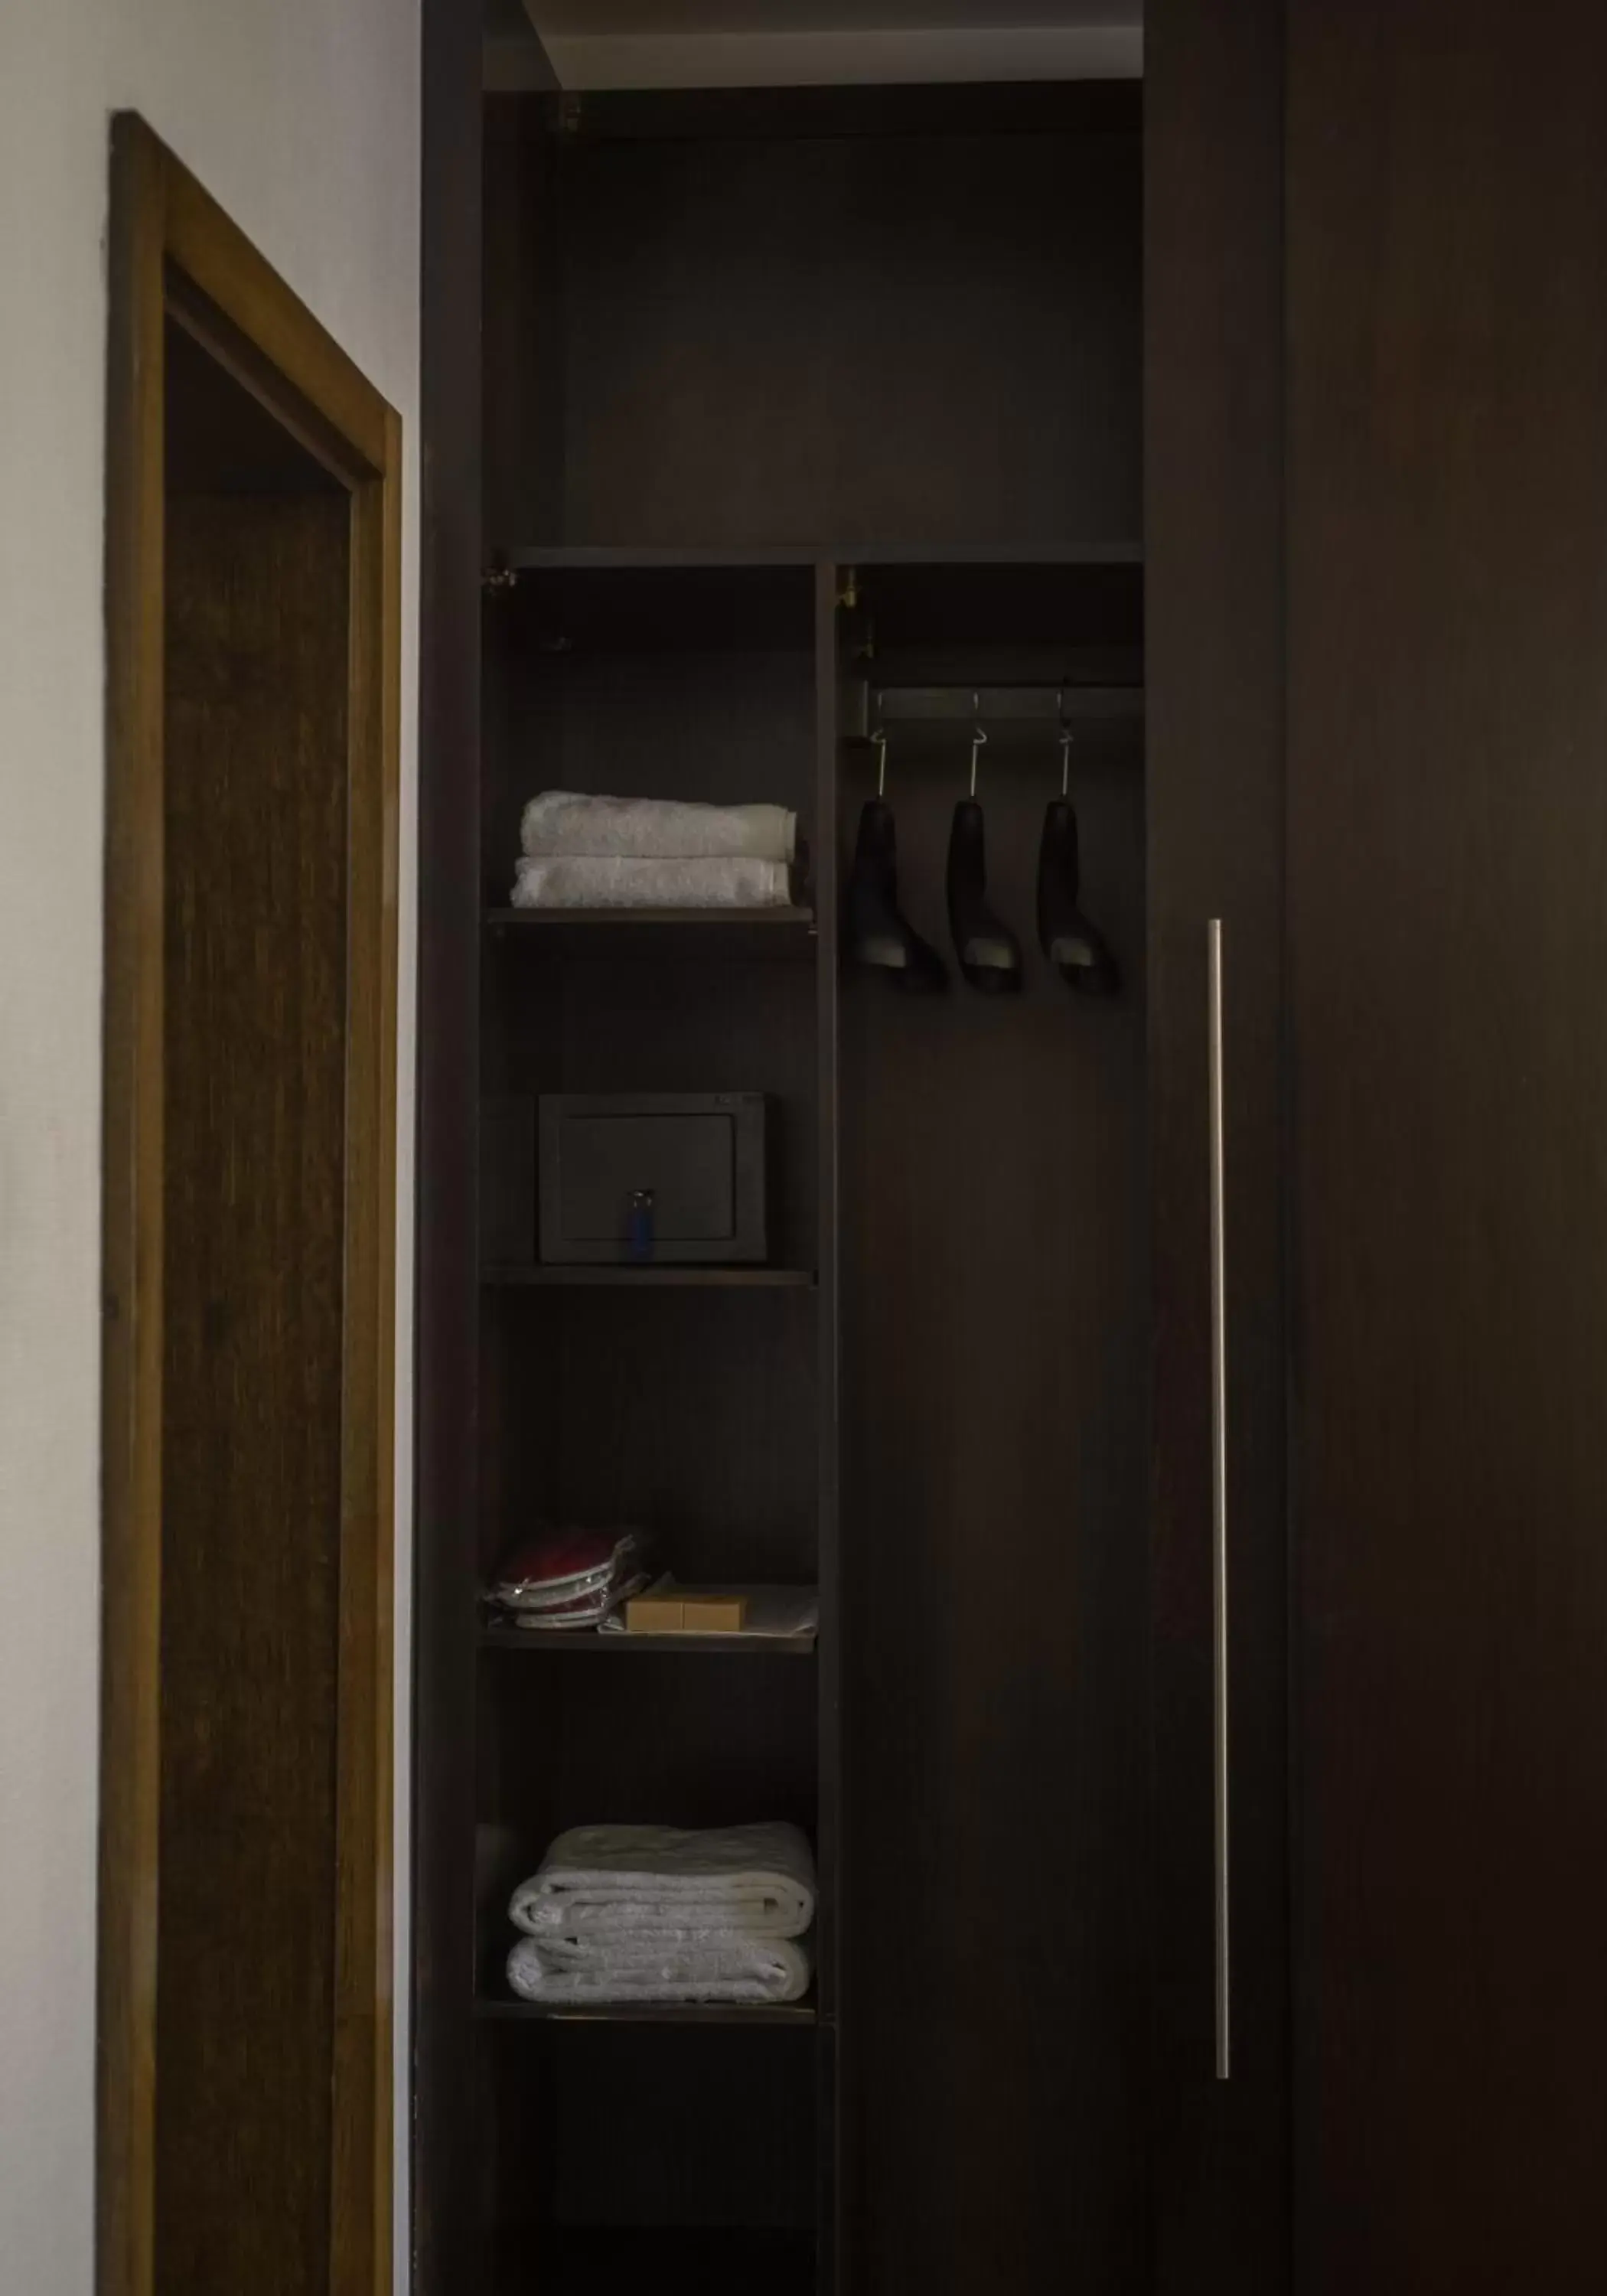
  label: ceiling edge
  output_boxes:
[531,27,1143,92]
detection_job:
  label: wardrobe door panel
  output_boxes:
[1288,3,1607,2285]
[1146,0,1289,2286]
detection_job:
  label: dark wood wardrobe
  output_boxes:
[416,4,1607,2291]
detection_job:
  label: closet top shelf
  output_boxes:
[484,906,818,960]
[486,905,815,930]
[484,1264,817,1290]
[489,540,1143,573]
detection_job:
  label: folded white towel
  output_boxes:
[510,856,793,911]
[507,1930,812,2007]
[521,791,797,865]
[533,1923,780,1968]
[509,1821,817,1941]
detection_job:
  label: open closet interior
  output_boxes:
[435,73,1147,2294]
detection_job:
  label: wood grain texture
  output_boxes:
[100,113,168,2296]
[475,1998,817,2025]
[412,0,487,2280]
[484,95,565,540]
[158,487,350,2292]
[456,78,1151,2296]
[100,115,400,2296]
[481,571,815,907]
[484,1264,817,1289]
[481,1286,819,1586]
[487,86,1140,552]
[1286,4,1607,2285]
[476,1626,817,1658]
[333,418,402,2296]
[466,296,835,2280]
[1144,0,1290,2285]
[812,561,843,2288]
[839,596,1149,2294]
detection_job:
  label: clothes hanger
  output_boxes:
[846,726,947,990]
[1037,719,1120,995]
[947,707,1023,993]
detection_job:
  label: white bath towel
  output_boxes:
[532,1923,784,1968]
[521,791,797,865]
[510,855,793,910]
[507,1930,812,2007]
[509,1821,816,1941]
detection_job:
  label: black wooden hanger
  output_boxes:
[1037,726,1120,995]
[846,728,947,990]
[947,718,1022,993]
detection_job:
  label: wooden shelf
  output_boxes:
[497,544,823,570]
[493,540,1142,572]
[852,540,1143,566]
[480,1624,817,1657]
[484,1264,816,1290]
[475,1994,817,2027]
[486,904,815,936]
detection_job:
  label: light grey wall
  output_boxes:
[0,1,420,2287]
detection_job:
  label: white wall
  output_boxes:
[0,1,419,2288]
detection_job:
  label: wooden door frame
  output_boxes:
[100,113,401,2296]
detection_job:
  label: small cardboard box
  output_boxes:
[624,1580,749,1635]
[680,1590,749,1634]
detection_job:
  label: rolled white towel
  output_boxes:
[510,856,793,911]
[509,1821,816,1941]
[507,1929,812,2007]
[521,791,797,865]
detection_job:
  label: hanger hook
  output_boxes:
[970,695,988,798]
[872,724,888,799]
[1058,710,1074,800]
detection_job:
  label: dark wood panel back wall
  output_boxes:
[482,947,817,1254]
[484,89,1141,551]
[838,678,1149,2291]
[480,1290,820,1585]
[482,585,815,904]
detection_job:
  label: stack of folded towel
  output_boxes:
[512,791,798,911]
[506,1821,816,2007]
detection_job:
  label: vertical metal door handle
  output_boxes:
[1208,918,1231,2081]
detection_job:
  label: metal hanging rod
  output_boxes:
[868,682,1144,725]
